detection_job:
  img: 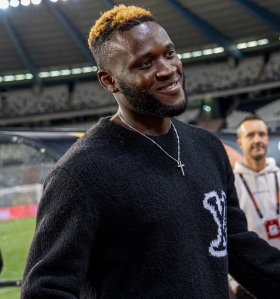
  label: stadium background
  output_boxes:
[0,0,280,297]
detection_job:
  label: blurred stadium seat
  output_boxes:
[256,99,280,125]
[222,99,280,133]
[3,85,68,118]
[184,56,263,95]
[51,121,97,131]
[222,110,252,133]
[176,108,201,123]
[261,52,280,83]
[72,81,115,110]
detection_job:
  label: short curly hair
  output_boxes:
[88,5,155,69]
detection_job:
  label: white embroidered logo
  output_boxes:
[203,191,227,257]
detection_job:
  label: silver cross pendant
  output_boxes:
[177,161,185,176]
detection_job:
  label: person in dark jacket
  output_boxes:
[21,5,280,299]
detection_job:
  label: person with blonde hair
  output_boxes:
[22,5,280,299]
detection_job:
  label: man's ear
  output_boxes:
[237,138,242,150]
[98,70,119,93]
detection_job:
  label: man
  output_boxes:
[21,5,280,299]
[230,115,280,298]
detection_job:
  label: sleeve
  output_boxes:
[21,167,98,299]
[226,159,280,299]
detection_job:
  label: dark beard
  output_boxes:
[116,74,188,118]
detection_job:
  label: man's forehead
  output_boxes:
[241,120,268,133]
[110,22,172,55]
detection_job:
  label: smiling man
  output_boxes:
[229,115,280,298]
[21,5,280,299]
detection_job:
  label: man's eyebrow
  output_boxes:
[165,42,174,49]
[136,42,175,60]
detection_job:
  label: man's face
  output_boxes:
[237,120,269,161]
[108,22,187,117]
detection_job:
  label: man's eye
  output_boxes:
[141,61,152,67]
[166,50,175,57]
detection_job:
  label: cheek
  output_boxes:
[263,137,269,146]
[136,74,154,91]
[176,60,183,72]
[245,142,253,151]
[129,78,146,93]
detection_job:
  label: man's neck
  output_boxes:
[244,157,267,172]
[110,109,171,136]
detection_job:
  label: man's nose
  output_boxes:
[253,134,262,143]
[156,59,177,78]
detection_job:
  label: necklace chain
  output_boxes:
[117,113,185,176]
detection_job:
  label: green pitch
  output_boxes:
[0,288,21,299]
[0,217,36,299]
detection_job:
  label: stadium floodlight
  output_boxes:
[247,41,258,47]
[71,68,82,74]
[4,75,15,82]
[213,47,224,53]
[182,52,192,59]
[21,0,30,6]
[60,69,71,75]
[177,54,182,59]
[0,77,3,82]
[39,72,49,78]
[237,43,247,49]
[25,73,33,79]
[15,74,26,80]
[92,66,98,72]
[50,71,61,77]
[83,67,93,73]
[258,39,269,45]
[192,51,202,57]
[50,0,58,2]
[31,0,41,4]
[203,49,213,55]
[10,0,20,7]
[0,0,9,9]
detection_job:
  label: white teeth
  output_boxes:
[163,82,177,90]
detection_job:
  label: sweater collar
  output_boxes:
[91,116,179,145]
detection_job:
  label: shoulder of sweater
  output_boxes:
[173,120,230,170]
[173,119,224,148]
[54,126,108,174]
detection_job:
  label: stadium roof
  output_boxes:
[0,0,280,87]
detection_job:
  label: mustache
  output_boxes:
[251,143,265,149]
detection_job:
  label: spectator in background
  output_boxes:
[230,115,280,298]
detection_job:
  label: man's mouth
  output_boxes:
[252,145,264,150]
[158,81,180,93]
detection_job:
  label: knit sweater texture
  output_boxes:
[21,117,280,299]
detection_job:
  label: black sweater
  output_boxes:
[21,118,280,299]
